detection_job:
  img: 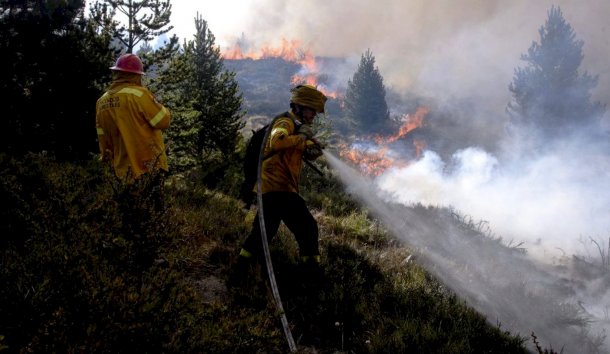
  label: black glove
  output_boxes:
[304,140,324,160]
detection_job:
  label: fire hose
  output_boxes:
[255,124,298,352]
[304,159,324,176]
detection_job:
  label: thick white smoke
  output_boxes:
[325,148,610,353]
[376,143,610,261]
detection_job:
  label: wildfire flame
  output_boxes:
[223,38,306,61]
[374,106,429,145]
[222,38,339,99]
[223,38,427,176]
[339,106,429,176]
[339,145,405,177]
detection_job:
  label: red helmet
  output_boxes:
[110,53,145,75]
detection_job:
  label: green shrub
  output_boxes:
[0,154,209,352]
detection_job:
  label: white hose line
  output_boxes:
[256,119,297,352]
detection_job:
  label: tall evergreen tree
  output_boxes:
[0,0,116,159]
[507,6,604,140]
[155,14,244,181]
[344,49,390,133]
[89,0,178,79]
[90,0,174,53]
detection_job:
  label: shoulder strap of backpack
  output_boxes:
[262,112,294,161]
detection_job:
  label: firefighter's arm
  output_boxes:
[142,91,171,130]
[268,118,306,152]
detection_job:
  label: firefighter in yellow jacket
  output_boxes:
[236,84,327,280]
[96,53,171,179]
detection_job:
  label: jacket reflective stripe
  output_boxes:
[96,82,170,179]
[239,248,253,258]
[271,127,289,137]
[301,255,321,263]
[97,128,104,135]
[261,112,304,194]
[150,107,168,127]
[118,87,144,97]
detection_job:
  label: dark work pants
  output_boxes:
[242,192,319,258]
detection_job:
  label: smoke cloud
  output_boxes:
[228,0,610,109]
[325,150,610,353]
[376,142,610,261]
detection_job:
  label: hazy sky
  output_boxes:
[170,0,610,109]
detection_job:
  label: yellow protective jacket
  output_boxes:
[96,79,170,179]
[261,111,308,194]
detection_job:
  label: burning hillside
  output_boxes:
[339,106,429,176]
[221,39,490,160]
[223,39,340,100]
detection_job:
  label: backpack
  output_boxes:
[238,113,289,206]
[239,124,269,206]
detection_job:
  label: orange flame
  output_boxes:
[374,106,429,145]
[339,145,399,176]
[339,106,430,176]
[222,38,339,99]
[223,38,305,61]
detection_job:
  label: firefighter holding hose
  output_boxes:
[235,84,327,282]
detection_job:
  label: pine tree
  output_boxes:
[156,14,244,182]
[344,49,390,133]
[507,6,604,140]
[0,0,116,159]
[90,0,174,53]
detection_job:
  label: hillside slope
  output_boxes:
[0,153,538,353]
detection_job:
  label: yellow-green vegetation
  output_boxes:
[0,153,530,353]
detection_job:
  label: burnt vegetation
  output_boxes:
[1,1,608,353]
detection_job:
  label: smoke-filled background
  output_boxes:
[325,151,610,353]
[178,0,610,271]
[173,0,610,108]
[171,0,610,351]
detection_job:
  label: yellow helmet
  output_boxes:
[290,84,327,114]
